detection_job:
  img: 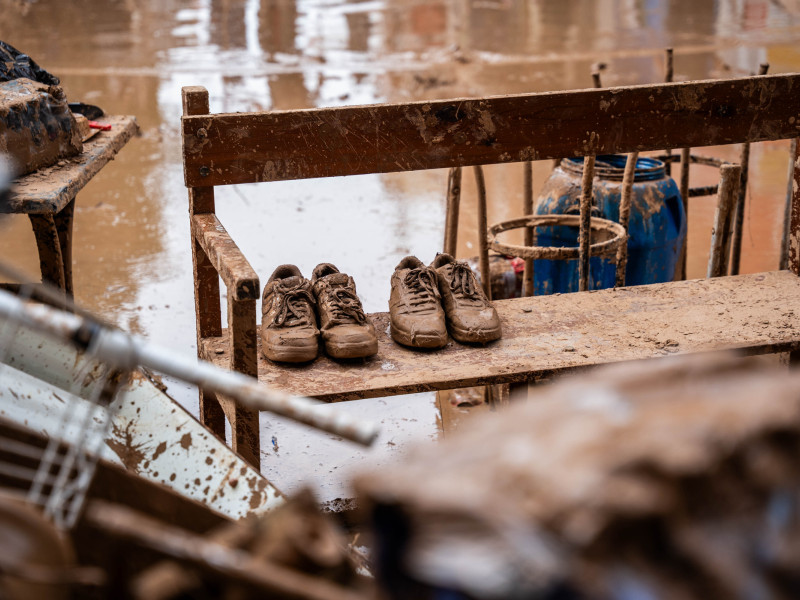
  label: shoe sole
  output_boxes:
[449,322,502,344]
[325,339,378,360]
[390,323,448,349]
[263,339,319,363]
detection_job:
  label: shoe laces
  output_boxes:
[327,286,367,325]
[272,280,316,326]
[449,261,485,307]
[403,267,441,312]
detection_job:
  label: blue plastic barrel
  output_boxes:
[533,155,686,295]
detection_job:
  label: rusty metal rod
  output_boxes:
[615,152,638,288]
[789,139,800,276]
[578,155,596,292]
[707,164,742,278]
[0,290,380,446]
[676,147,691,280]
[780,138,798,270]
[655,154,728,168]
[474,165,491,300]
[664,48,674,177]
[789,139,800,365]
[729,140,751,275]
[689,185,720,198]
[443,167,462,256]
[523,161,534,296]
[728,64,768,276]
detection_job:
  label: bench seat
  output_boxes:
[200,271,800,402]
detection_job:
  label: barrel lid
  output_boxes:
[562,155,666,181]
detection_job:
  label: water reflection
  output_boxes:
[1,0,800,501]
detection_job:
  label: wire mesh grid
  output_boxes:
[0,280,130,530]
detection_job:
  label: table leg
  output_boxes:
[53,198,75,297]
[28,213,66,291]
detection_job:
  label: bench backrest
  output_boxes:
[182,74,800,188]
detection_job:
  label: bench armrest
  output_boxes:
[191,214,259,301]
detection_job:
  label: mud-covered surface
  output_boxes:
[0,77,81,177]
[203,270,800,400]
[4,115,138,214]
[356,353,800,598]
[2,1,800,502]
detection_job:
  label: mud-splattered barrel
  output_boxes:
[533,155,686,294]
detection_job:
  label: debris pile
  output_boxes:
[357,354,800,599]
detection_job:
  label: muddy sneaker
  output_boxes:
[431,253,502,344]
[311,263,378,359]
[261,265,319,363]
[389,256,448,349]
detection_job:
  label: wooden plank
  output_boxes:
[183,74,800,187]
[225,295,260,469]
[200,271,800,402]
[5,115,139,214]
[183,86,225,442]
[192,214,260,301]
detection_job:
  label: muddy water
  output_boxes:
[1,0,800,502]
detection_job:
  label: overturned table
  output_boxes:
[2,115,138,295]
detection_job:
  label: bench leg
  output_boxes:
[200,388,226,442]
[228,297,260,469]
[53,198,75,297]
[28,198,75,297]
[29,213,66,292]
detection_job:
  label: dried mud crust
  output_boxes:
[200,271,800,402]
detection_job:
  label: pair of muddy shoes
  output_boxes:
[261,264,378,363]
[389,253,502,349]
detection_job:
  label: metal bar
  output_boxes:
[592,71,602,89]
[789,137,800,365]
[473,165,491,300]
[664,48,674,177]
[523,161,534,296]
[689,185,720,198]
[443,167,462,256]
[729,140,751,275]
[780,139,798,271]
[578,155,596,292]
[615,152,638,288]
[707,164,742,278]
[677,147,691,280]
[789,139,800,276]
[0,290,380,447]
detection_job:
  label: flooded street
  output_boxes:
[2,0,800,501]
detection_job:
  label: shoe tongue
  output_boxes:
[280,275,304,288]
[323,273,349,286]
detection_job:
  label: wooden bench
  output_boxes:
[2,115,138,296]
[181,74,800,468]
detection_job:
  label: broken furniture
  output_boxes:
[1,115,138,296]
[181,74,800,468]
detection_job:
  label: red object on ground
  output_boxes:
[88,121,111,131]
